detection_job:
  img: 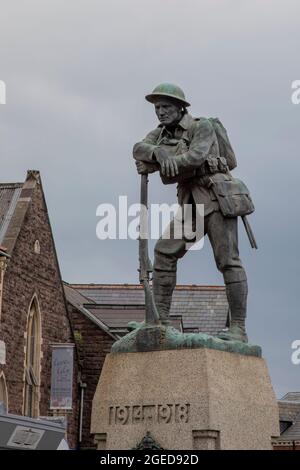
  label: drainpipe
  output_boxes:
[78,382,87,447]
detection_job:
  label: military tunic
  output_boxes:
[133,112,236,216]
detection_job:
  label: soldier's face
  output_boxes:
[154,99,182,127]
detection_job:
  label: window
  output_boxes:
[0,255,8,322]
[24,296,41,417]
[0,371,8,412]
[34,240,40,254]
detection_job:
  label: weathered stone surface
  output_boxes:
[112,323,262,357]
[91,348,279,450]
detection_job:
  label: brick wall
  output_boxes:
[68,304,114,449]
[0,179,80,448]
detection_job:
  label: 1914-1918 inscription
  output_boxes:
[109,403,190,425]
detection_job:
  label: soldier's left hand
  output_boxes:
[154,148,178,178]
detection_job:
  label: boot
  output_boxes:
[218,280,248,343]
[152,272,176,325]
[218,324,248,343]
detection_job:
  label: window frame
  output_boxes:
[23,295,42,418]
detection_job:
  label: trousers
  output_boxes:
[152,207,248,328]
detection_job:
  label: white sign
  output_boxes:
[7,426,45,449]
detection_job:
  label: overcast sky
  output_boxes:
[1,0,299,398]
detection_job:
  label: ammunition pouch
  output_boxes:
[195,156,228,177]
[210,178,255,218]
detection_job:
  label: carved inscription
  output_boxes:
[109,404,190,425]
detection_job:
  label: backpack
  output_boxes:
[208,117,237,170]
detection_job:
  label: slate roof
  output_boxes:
[274,393,300,444]
[0,171,41,254]
[64,282,96,309]
[278,401,300,422]
[65,283,229,336]
[280,392,300,402]
[278,414,300,442]
[0,183,23,246]
[63,283,117,340]
[85,305,183,333]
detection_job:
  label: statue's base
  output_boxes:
[91,348,279,450]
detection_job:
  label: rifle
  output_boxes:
[138,174,160,325]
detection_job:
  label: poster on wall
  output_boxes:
[50,344,74,410]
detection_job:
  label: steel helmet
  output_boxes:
[145,83,190,107]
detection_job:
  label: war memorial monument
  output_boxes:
[91,84,279,450]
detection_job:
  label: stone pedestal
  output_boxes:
[91,348,279,450]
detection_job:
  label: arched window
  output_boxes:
[0,371,8,412]
[24,296,41,417]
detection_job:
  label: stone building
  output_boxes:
[0,171,80,448]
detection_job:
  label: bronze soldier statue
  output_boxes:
[133,83,255,343]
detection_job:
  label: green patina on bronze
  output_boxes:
[115,83,260,356]
[145,83,191,107]
[111,323,262,357]
[132,83,258,345]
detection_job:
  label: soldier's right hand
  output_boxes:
[154,148,178,178]
[135,161,157,174]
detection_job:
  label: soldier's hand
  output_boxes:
[135,161,156,174]
[154,148,178,178]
